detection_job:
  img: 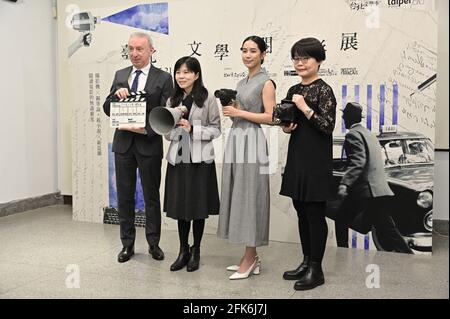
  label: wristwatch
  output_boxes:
[305,108,314,116]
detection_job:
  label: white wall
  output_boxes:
[0,0,58,203]
[434,151,449,221]
[434,0,449,221]
[436,0,449,150]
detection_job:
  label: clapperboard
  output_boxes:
[110,91,147,128]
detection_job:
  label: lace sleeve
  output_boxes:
[309,84,336,135]
[284,86,294,101]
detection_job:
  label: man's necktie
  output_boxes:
[130,70,142,92]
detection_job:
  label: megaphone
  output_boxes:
[148,106,188,135]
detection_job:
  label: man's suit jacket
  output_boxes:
[341,124,394,198]
[103,65,173,157]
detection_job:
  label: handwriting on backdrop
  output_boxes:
[387,41,436,130]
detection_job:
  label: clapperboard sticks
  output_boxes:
[118,90,147,102]
[110,91,147,128]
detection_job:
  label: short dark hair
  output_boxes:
[291,37,326,62]
[241,35,268,64]
[170,56,208,108]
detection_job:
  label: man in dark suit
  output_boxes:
[103,32,173,263]
[335,102,412,254]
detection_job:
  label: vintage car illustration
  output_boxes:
[328,126,433,253]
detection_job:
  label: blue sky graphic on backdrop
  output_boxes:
[102,3,169,35]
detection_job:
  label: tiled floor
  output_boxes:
[0,205,448,299]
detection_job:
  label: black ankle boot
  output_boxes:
[283,256,310,280]
[294,261,324,290]
[170,245,190,271]
[187,246,200,272]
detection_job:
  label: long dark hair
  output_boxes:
[170,56,208,108]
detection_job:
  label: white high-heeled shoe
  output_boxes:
[227,255,260,272]
[229,257,261,280]
[226,262,261,275]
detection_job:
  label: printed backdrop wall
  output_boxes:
[57,0,437,254]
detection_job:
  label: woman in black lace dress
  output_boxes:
[280,38,336,290]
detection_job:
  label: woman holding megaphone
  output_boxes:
[163,56,221,272]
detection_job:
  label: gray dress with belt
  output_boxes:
[217,69,270,247]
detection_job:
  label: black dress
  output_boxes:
[280,79,337,201]
[163,95,220,221]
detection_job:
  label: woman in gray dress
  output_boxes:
[217,36,276,280]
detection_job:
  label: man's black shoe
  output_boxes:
[118,246,134,263]
[149,244,165,260]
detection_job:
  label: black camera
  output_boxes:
[214,89,237,106]
[272,100,301,126]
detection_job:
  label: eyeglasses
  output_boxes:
[291,56,311,64]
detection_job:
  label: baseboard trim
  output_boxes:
[434,219,449,236]
[0,192,64,217]
[63,195,72,205]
